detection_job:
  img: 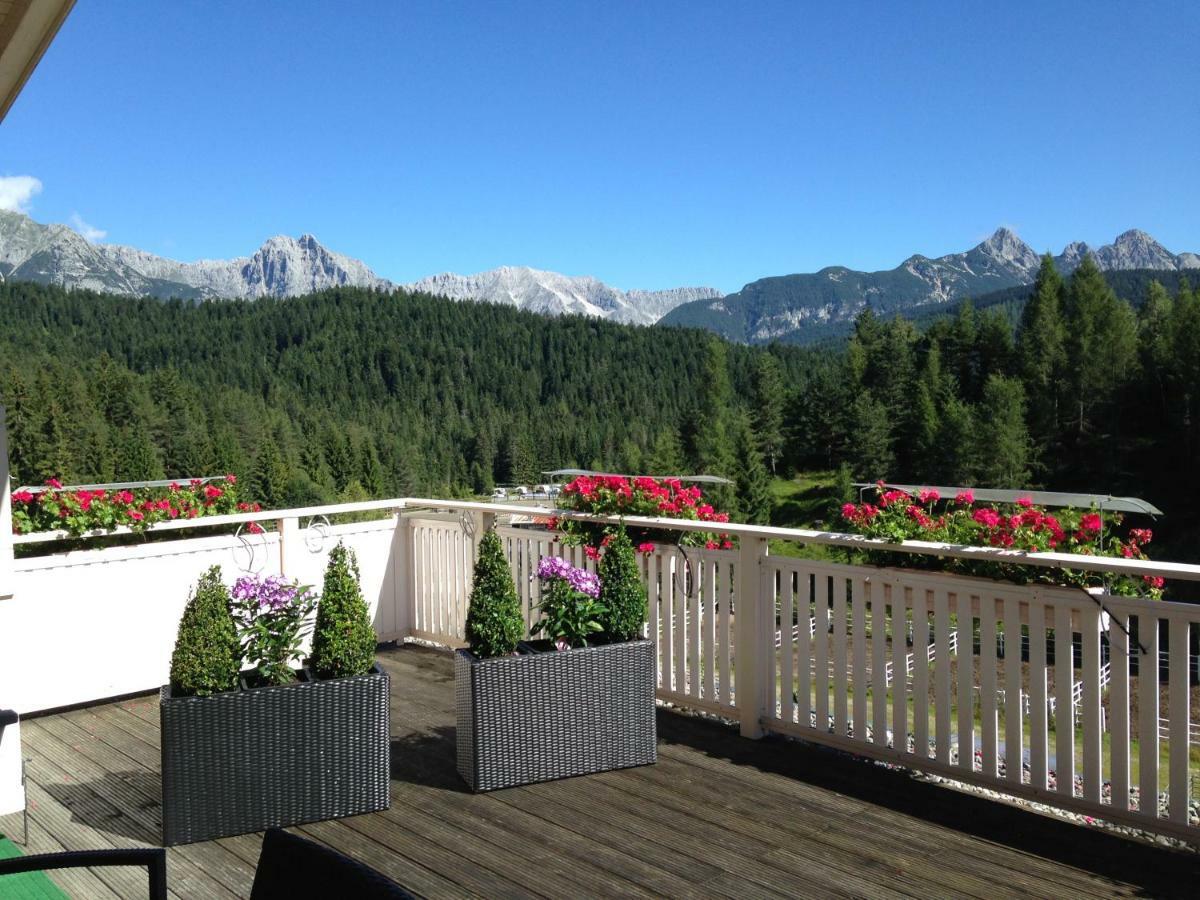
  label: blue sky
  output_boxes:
[2,0,1198,293]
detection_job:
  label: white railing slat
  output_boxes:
[871,580,888,745]
[796,569,811,726]
[1080,604,1102,804]
[1055,603,1075,799]
[980,601,997,778]
[852,577,868,741]
[1003,595,1023,788]
[1110,612,1131,812]
[956,591,974,776]
[1029,601,1049,791]
[891,581,907,751]
[912,588,930,759]
[814,574,830,733]
[1138,614,1160,819]
[934,588,952,766]
[832,577,849,736]
[781,566,795,724]
[1168,618,1190,824]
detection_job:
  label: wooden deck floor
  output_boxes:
[4,644,1197,899]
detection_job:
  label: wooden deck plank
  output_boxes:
[10,643,1196,900]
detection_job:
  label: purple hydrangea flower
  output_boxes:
[536,555,601,598]
[232,574,301,611]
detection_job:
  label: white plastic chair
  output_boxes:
[0,709,25,844]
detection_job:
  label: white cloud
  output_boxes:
[0,174,42,213]
[69,212,107,243]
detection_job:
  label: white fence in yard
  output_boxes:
[1,485,1198,843]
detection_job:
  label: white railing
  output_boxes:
[2,488,1198,843]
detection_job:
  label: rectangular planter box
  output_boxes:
[456,639,656,792]
[160,664,390,845]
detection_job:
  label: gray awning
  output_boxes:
[855,483,1162,516]
[543,469,732,485]
[20,476,227,495]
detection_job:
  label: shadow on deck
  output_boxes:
[5,644,1196,899]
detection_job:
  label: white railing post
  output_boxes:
[392,507,414,639]
[735,537,769,738]
[277,516,298,575]
[0,405,12,601]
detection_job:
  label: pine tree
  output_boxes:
[359,437,384,497]
[1016,254,1066,466]
[937,398,977,485]
[847,391,894,481]
[693,338,737,490]
[250,435,289,508]
[733,412,772,524]
[117,426,163,481]
[750,354,786,474]
[1063,256,1136,437]
[645,426,685,476]
[974,375,1030,488]
[464,530,524,658]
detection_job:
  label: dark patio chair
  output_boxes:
[0,847,167,899]
[250,827,415,899]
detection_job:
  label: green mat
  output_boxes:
[0,835,70,900]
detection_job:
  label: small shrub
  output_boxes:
[311,542,377,679]
[169,566,241,697]
[598,527,647,642]
[465,530,524,658]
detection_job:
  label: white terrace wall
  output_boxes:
[0,516,404,715]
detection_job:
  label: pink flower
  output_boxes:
[955,490,974,506]
[973,508,1001,528]
[46,478,63,490]
[704,540,718,550]
[1143,575,1165,590]
[637,542,655,554]
[169,482,181,492]
[1016,497,1033,508]
[225,474,237,484]
[841,502,857,520]
[917,489,940,505]
[1080,513,1102,534]
[584,545,600,561]
[204,485,223,500]
[129,511,144,522]
[11,490,33,504]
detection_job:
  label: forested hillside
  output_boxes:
[2,256,1199,558]
[0,281,800,517]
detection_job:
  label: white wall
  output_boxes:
[0,517,402,715]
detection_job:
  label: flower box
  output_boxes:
[455,639,656,792]
[160,663,390,845]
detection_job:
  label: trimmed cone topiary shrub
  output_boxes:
[598,526,648,642]
[310,542,377,679]
[169,565,240,697]
[465,530,524,658]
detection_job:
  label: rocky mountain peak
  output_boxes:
[977,227,1038,269]
[1092,229,1176,271]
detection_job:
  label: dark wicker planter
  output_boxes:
[456,639,656,792]
[160,663,390,845]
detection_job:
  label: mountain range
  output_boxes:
[1,208,1196,341]
[0,210,716,325]
[660,228,1200,343]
